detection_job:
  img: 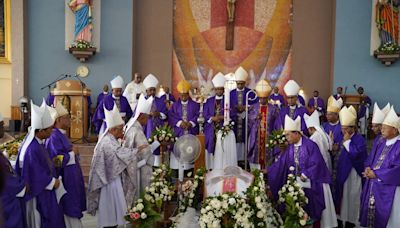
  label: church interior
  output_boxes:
[1,0,400,228]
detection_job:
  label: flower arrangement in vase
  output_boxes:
[278,166,311,227]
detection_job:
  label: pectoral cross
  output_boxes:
[226,0,236,50]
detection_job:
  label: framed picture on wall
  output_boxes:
[0,0,10,63]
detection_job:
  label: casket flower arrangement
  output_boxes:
[199,193,253,228]
[245,169,283,227]
[148,123,177,145]
[178,167,206,213]
[199,169,283,228]
[0,134,26,160]
[125,164,175,227]
[69,39,95,49]
[278,166,310,228]
[266,130,288,149]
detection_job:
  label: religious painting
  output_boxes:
[172,0,293,96]
[0,0,10,63]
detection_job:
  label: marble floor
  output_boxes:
[81,213,127,228]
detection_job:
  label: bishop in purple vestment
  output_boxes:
[96,84,109,108]
[268,87,286,107]
[360,131,400,227]
[45,109,86,224]
[16,135,66,228]
[92,94,132,133]
[307,90,325,116]
[335,106,367,226]
[275,80,308,135]
[168,95,199,137]
[0,152,27,228]
[93,76,133,133]
[268,134,332,222]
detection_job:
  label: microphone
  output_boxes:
[353,84,357,91]
[344,86,347,95]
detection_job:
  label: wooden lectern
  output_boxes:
[52,80,91,140]
[342,94,366,112]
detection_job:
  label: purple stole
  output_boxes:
[45,128,86,218]
[168,98,199,137]
[144,96,168,155]
[203,96,224,154]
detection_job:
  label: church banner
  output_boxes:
[172,0,293,96]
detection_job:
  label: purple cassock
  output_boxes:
[143,96,168,155]
[160,93,176,103]
[334,133,367,207]
[230,88,258,143]
[274,105,309,135]
[322,122,343,145]
[96,92,109,108]
[298,95,305,106]
[358,96,372,119]
[168,98,200,137]
[268,93,286,107]
[307,97,325,114]
[268,136,332,221]
[360,138,400,227]
[46,93,55,106]
[0,152,27,228]
[203,96,225,155]
[45,128,86,219]
[92,94,132,133]
[15,139,66,228]
[247,103,277,164]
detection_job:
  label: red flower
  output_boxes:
[130,212,141,220]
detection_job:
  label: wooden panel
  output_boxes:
[10,106,21,120]
[194,134,206,170]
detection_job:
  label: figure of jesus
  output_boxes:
[227,0,236,22]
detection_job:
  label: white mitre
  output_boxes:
[372,102,390,124]
[143,73,159,89]
[283,80,300,96]
[125,94,154,132]
[284,115,301,132]
[234,66,248,81]
[339,106,357,127]
[19,100,54,166]
[304,110,320,129]
[104,103,124,129]
[110,75,124,89]
[49,102,69,121]
[382,106,400,129]
[212,72,226,88]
